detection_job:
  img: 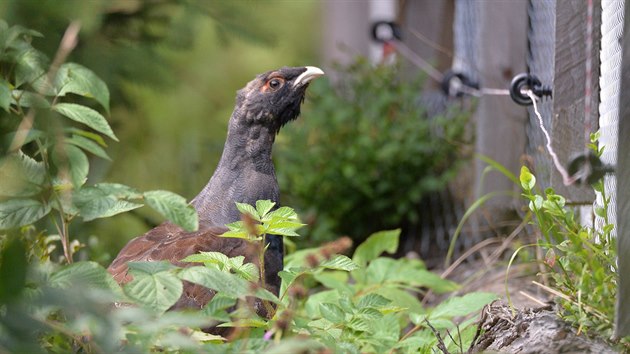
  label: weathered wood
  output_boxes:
[551,0,601,202]
[614,0,630,338]
[474,0,528,212]
[470,302,618,353]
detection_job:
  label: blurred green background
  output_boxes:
[0,0,321,260]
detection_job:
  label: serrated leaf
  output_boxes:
[49,261,122,296]
[0,151,46,197]
[235,202,259,221]
[357,293,391,309]
[11,90,50,108]
[319,255,359,271]
[0,198,51,229]
[353,229,400,267]
[319,303,345,323]
[202,294,236,321]
[52,103,118,141]
[73,185,142,221]
[124,268,182,314]
[55,63,110,112]
[15,47,47,87]
[66,135,111,160]
[265,206,298,221]
[346,316,370,332]
[255,199,275,218]
[127,261,177,276]
[52,144,89,188]
[93,183,142,199]
[219,229,251,240]
[143,190,198,232]
[429,292,498,319]
[0,79,10,112]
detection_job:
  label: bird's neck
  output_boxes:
[191,115,280,226]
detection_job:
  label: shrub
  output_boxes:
[276,58,468,244]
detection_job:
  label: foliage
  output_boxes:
[0,21,197,263]
[519,164,617,338]
[276,58,468,243]
[0,213,497,353]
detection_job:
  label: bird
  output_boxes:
[107,66,324,315]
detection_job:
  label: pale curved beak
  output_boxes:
[293,66,325,87]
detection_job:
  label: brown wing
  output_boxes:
[107,222,260,311]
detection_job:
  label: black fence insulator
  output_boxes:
[441,70,479,97]
[371,21,402,43]
[509,73,553,106]
[567,151,615,185]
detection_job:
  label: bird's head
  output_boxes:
[234,66,325,133]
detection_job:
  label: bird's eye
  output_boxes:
[267,78,284,91]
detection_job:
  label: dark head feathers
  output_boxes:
[234,66,324,133]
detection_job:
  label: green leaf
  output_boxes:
[15,48,47,87]
[66,128,107,147]
[357,293,391,309]
[93,183,142,199]
[73,185,142,221]
[519,166,536,191]
[0,78,10,112]
[266,219,305,237]
[0,238,27,304]
[52,144,89,188]
[11,90,50,108]
[352,229,400,267]
[319,255,359,271]
[255,199,275,218]
[0,198,51,229]
[127,261,177,275]
[49,261,121,295]
[319,303,345,323]
[52,103,118,141]
[124,267,182,314]
[202,294,237,321]
[55,63,110,112]
[0,151,46,197]
[235,202,260,221]
[181,251,230,267]
[429,292,498,319]
[265,206,298,221]
[66,135,111,160]
[143,190,198,232]
[177,266,246,299]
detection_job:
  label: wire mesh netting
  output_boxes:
[596,0,623,233]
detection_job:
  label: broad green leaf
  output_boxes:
[66,128,107,147]
[15,47,47,87]
[519,166,536,191]
[127,261,177,275]
[0,78,10,112]
[319,303,345,323]
[235,202,260,221]
[365,257,458,293]
[73,185,142,221]
[124,269,182,314]
[429,292,498,319]
[346,316,370,332]
[0,198,51,229]
[144,190,198,232]
[202,294,237,321]
[52,144,89,188]
[220,229,251,240]
[11,90,50,108]
[353,229,400,267]
[266,219,305,236]
[93,183,142,199]
[181,251,230,267]
[52,103,118,141]
[0,151,45,197]
[66,135,111,160]
[357,293,391,309]
[255,199,275,218]
[55,63,110,111]
[0,238,27,303]
[178,266,248,299]
[265,206,298,221]
[49,261,122,296]
[319,255,359,271]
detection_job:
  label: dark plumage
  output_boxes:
[108,66,324,313]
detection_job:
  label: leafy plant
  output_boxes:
[0,20,197,263]
[276,58,469,243]
[519,164,617,338]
